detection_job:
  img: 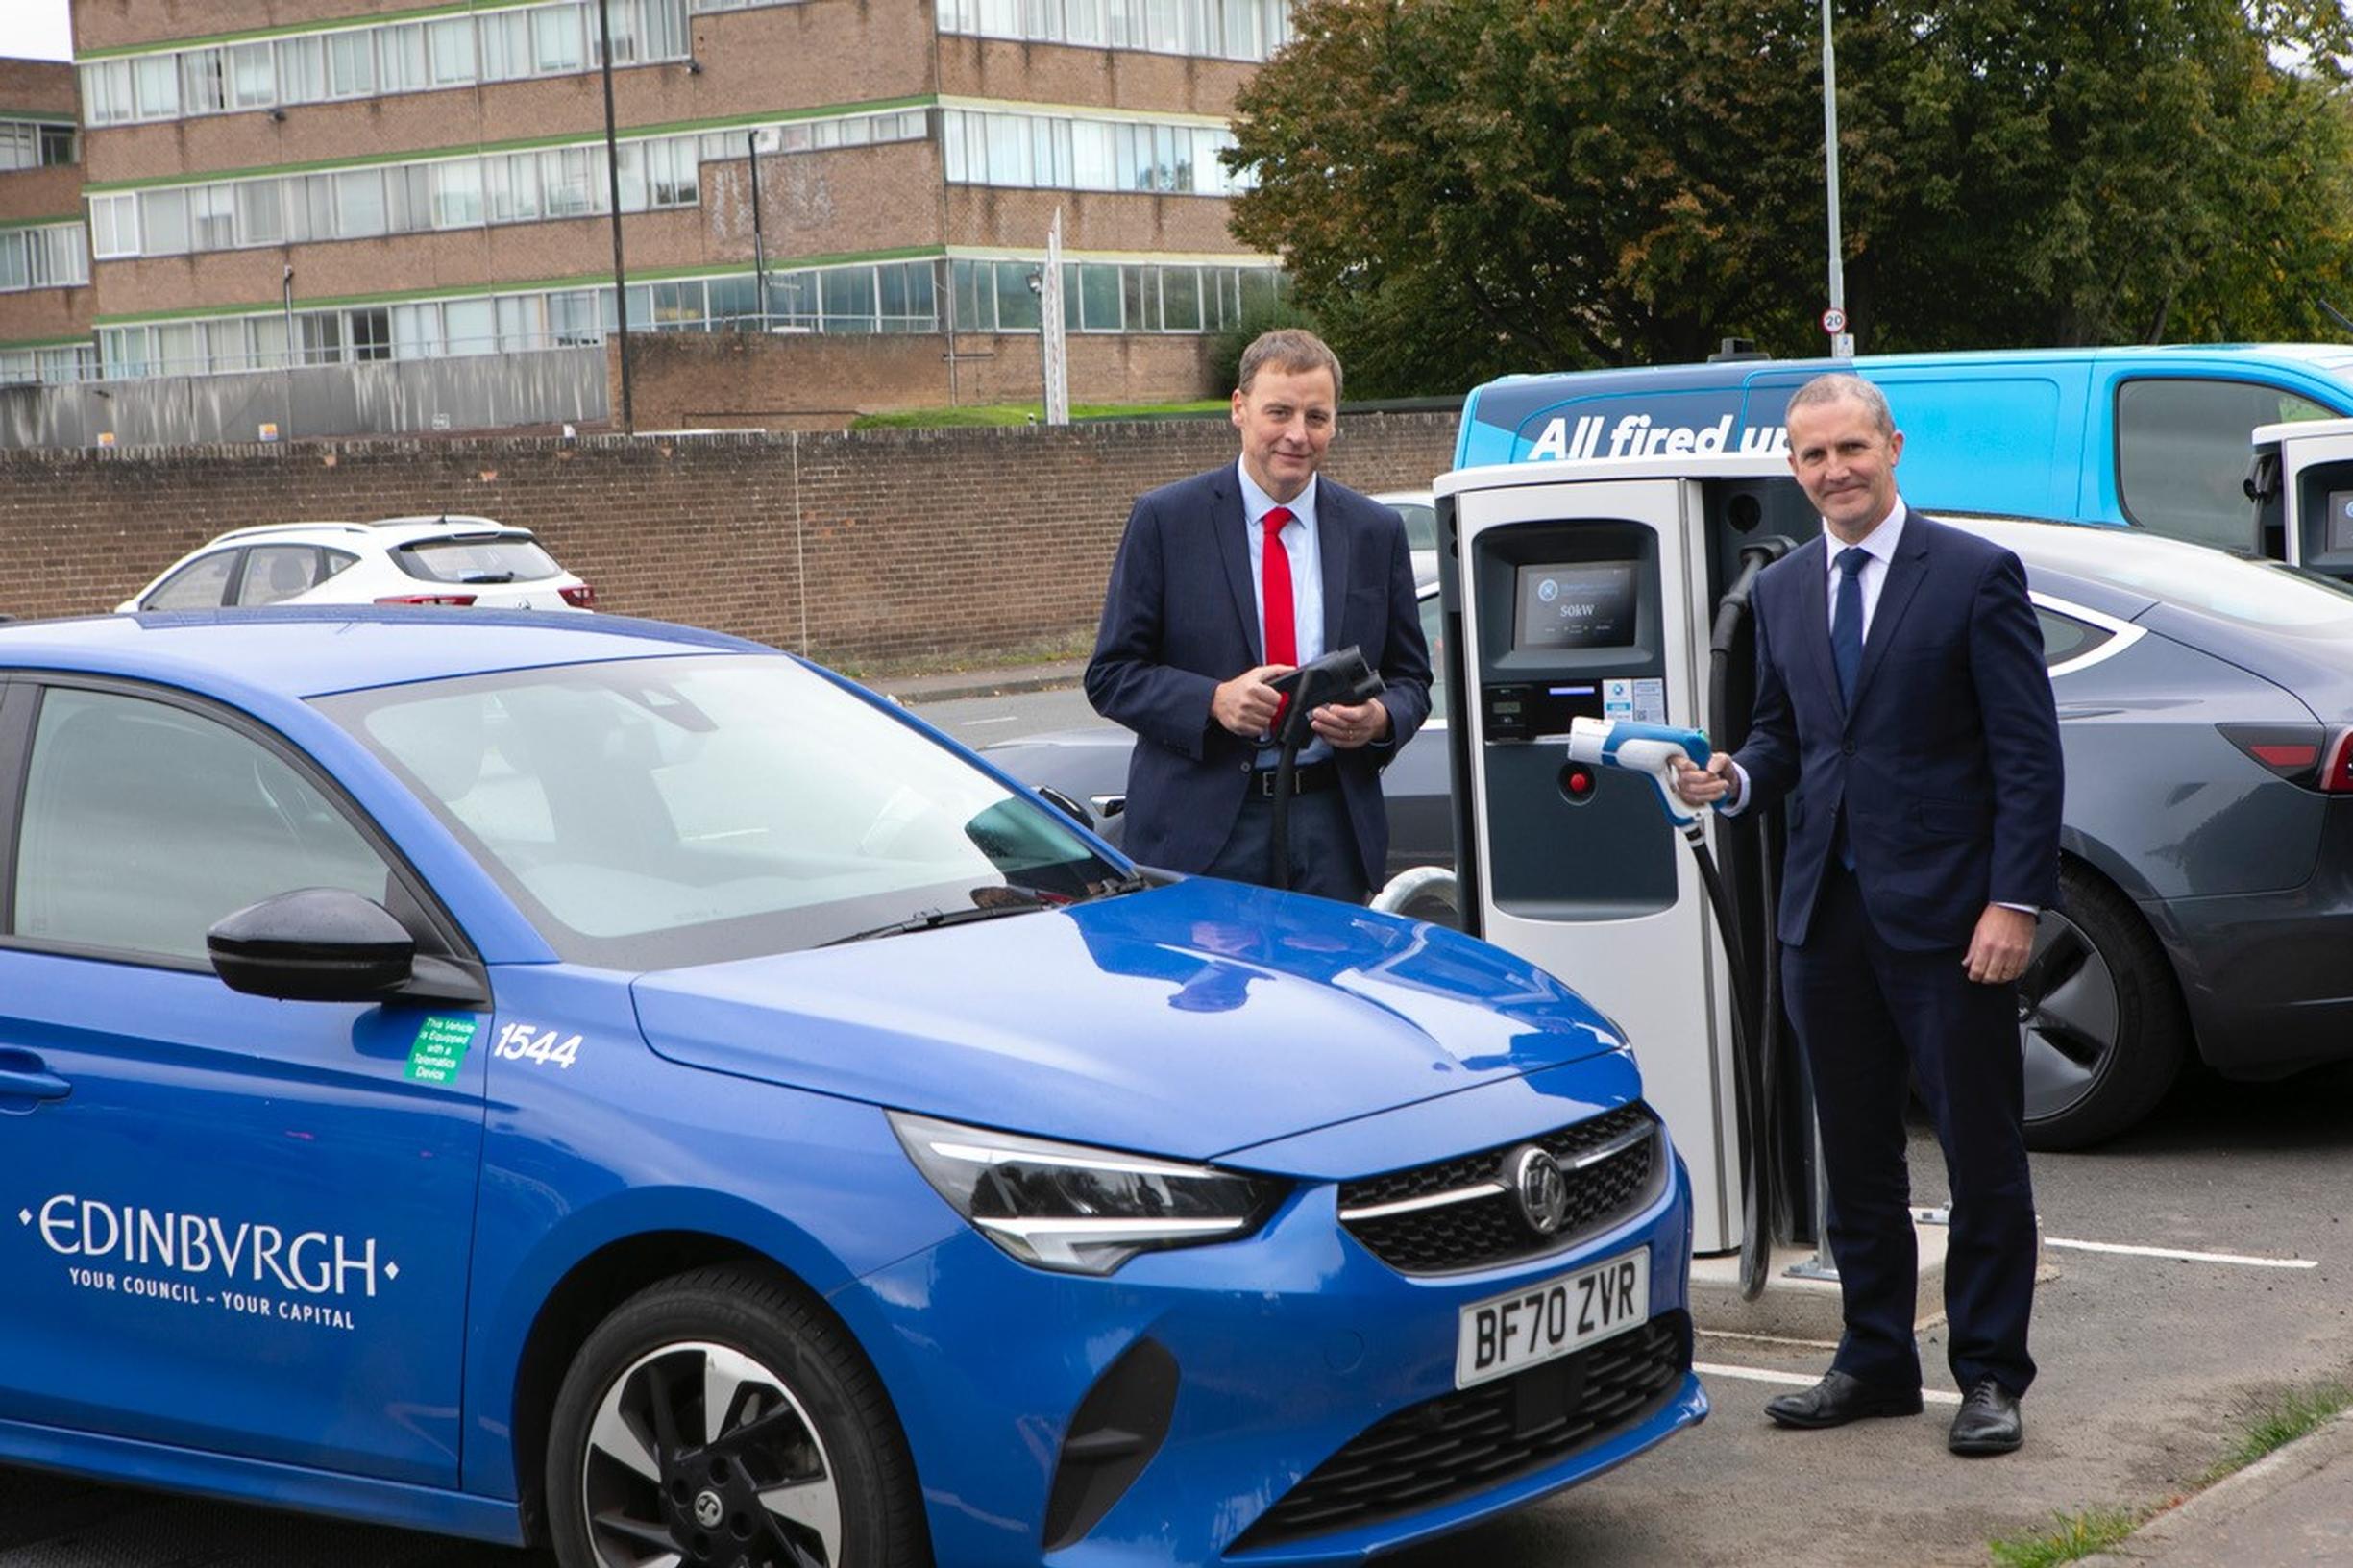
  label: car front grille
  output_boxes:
[1230,1313,1689,1553]
[1336,1103,1663,1274]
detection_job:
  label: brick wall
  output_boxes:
[0,410,1458,670]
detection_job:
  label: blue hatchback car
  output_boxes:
[0,611,1703,1568]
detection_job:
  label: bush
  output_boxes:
[1210,299,1323,397]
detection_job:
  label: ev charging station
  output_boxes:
[1434,452,1825,1266]
[2249,415,2353,585]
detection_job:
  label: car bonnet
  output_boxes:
[628,877,1629,1164]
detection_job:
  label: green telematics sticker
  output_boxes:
[406,1015,481,1084]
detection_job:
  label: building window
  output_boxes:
[0,224,91,291]
[82,108,919,262]
[78,0,691,127]
[939,0,1291,61]
[943,108,1245,196]
[0,345,98,385]
[87,253,1258,383]
[0,118,77,170]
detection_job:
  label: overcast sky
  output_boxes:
[12,0,74,63]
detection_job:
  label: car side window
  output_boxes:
[2116,379,2333,551]
[2036,607,2114,674]
[12,687,394,964]
[237,545,326,605]
[144,550,240,610]
[320,547,360,582]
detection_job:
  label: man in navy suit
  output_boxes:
[1086,330,1432,903]
[1675,374,2062,1456]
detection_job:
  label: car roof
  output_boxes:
[193,517,534,551]
[0,609,763,702]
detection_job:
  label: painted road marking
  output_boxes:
[2042,1237,2317,1269]
[1695,1362,1963,1406]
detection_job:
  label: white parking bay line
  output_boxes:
[1694,1362,1963,1406]
[958,715,1019,725]
[2043,1237,2318,1269]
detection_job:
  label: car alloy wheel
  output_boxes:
[547,1266,925,1568]
[2017,860,2187,1151]
[583,1340,840,1568]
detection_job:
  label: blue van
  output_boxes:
[1456,344,2353,555]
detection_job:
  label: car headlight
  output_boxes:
[889,1111,1287,1276]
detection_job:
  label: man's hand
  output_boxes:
[1965,904,2038,985]
[1312,698,1390,749]
[1212,664,1292,738]
[1671,753,1736,808]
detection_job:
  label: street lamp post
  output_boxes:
[1026,268,1048,421]
[1821,0,1851,359]
[281,263,296,438]
[747,129,769,331]
[595,0,634,431]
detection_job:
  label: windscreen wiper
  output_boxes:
[824,897,1049,945]
[1073,872,1154,902]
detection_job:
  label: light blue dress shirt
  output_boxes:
[1238,459,1330,767]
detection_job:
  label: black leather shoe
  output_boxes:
[1763,1370,1924,1429]
[1949,1380,2024,1455]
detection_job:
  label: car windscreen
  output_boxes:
[1393,502,1438,553]
[318,654,1124,968]
[1964,518,2353,639]
[393,535,563,585]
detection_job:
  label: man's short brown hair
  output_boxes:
[1236,328,1343,403]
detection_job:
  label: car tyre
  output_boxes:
[546,1264,926,1568]
[2018,860,2188,1152]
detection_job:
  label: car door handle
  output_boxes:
[0,1049,71,1109]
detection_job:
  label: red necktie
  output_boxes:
[1262,506,1297,666]
[1262,505,1298,732]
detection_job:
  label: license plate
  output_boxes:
[1455,1248,1650,1389]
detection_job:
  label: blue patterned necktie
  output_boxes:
[1831,545,1869,707]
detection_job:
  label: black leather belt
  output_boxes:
[1253,759,1338,797]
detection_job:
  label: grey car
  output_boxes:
[985,516,2353,1151]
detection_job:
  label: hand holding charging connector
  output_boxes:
[1566,717,1713,835]
[1262,647,1385,891]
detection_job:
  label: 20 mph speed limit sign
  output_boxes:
[1820,306,1848,334]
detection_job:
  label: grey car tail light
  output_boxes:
[2218,723,2353,793]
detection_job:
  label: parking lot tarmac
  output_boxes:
[3,1063,2345,1568]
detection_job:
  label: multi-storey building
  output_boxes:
[55,0,1294,410]
[0,57,95,387]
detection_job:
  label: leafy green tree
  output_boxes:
[1225,0,2353,395]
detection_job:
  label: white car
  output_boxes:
[1373,488,1439,586]
[117,516,595,614]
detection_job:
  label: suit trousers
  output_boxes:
[1781,860,2039,1398]
[1201,787,1369,904]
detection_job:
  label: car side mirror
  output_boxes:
[208,887,483,1006]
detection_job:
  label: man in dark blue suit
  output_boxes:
[1085,330,1431,903]
[1675,374,2062,1457]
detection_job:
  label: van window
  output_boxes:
[2117,379,2332,551]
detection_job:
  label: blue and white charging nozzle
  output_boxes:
[1565,717,1712,836]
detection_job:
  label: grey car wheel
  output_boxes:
[2018,861,2187,1151]
[547,1265,925,1568]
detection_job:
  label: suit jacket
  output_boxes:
[1085,466,1434,886]
[1734,507,2062,951]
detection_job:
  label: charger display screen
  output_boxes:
[1514,562,1639,650]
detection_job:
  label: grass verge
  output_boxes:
[1988,1507,2142,1568]
[2201,1380,2351,1484]
[1983,1378,2351,1565]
